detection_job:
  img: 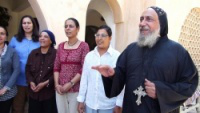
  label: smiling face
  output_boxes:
[64,19,79,39]
[22,17,33,34]
[137,8,161,48]
[95,29,111,50]
[39,32,52,48]
[139,8,160,36]
[0,27,7,45]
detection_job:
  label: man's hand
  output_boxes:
[144,79,157,99]
[78,102,85,113]
[0,87,7,96]
[92,65,115,77]
[113,106,122,113]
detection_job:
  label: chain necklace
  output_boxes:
[68,40,79,48]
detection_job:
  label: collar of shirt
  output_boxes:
[94,45,114,57]
[1,44,7,56]
[35,47,54,55]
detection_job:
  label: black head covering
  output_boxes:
[149,6,168,37]
[42,30,56,47]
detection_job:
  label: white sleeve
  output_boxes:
[77,55,89,103]
[116,87,125,107]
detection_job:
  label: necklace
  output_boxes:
[68,40,79,48]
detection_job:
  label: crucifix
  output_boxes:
[133,86,147,106]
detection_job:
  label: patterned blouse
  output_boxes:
[0,45,18,101]
[54,41,89,92]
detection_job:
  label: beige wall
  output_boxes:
[28,0,120,48]
[29,0,90,47]
[114,0,156,51]
[19,7,36,20]
[88,0,117,47]
[156,0,200,42]
[27,0,156,51]
[2,0,199,51]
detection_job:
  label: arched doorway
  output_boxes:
[86,9,106,50]
[28,0,47,31]
[85,0,123,50]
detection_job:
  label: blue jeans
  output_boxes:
[86,105,113,113]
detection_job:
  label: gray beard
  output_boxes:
[137,28,160,48]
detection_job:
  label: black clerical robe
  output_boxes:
[102,36,198,113]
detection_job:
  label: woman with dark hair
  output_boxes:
[0,26,20,113]
[15,15,39,42]
[9,15,40,113]
[54,18,89,113]
[26,30,57,113]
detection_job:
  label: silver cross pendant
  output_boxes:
[133,86,147,106]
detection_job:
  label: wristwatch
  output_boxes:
[70,81,75,86]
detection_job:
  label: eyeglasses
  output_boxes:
[64,25,75,28]
[94,34,108,38]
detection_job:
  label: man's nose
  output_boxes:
[66,27,71,30]
[140,20,146,26]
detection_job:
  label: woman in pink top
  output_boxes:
[54,18,89,113]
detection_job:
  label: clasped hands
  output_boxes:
[30,81,48,93]
[55,82,72,95]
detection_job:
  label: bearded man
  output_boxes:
[92,6,198,113]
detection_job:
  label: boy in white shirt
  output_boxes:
[77,25,124,113]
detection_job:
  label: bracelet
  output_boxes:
[70,81,75,86]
